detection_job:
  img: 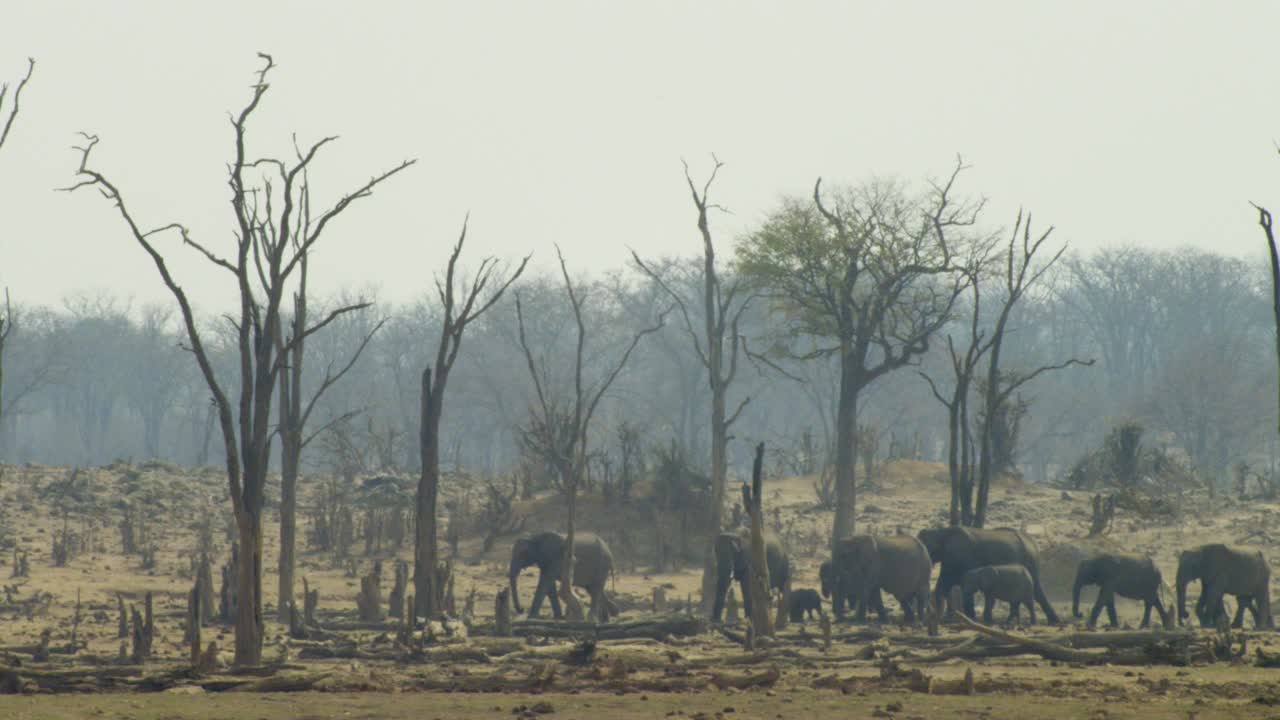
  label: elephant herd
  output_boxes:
[506,528,1274,630]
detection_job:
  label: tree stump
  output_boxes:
[389,560,409,620]
[356,561,384,622]
[652,587,667,614]
[725,587,739,624]
[116,594,128,639]
[187,584,202,667]
[303,577,318,627]
[774,577,791,631]
[495,588,512,637]
[197,553,215,624]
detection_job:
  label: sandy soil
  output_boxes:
[2,459,1279,718]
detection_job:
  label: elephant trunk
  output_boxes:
[1072,563,1089,618]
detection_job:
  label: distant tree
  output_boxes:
[737,160,976,548]
[973,211,1089,528]
[516,248,664,620]
[67,55,414,666]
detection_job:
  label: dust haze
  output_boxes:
[3,2,1280,718]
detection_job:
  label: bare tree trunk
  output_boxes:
[415,366,442,620]
[277,441,298,623]
[559,458,585,621]
[234,511,264,667]
[744,443,772,638]
[701,379,727,614]
[832,351,858,549]
[1256,207,1280,439]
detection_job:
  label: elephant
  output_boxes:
[508,532,619,623]
[788,588,823,622]
[819,559,887,619]
[1071,553,1170,629]
[1175,544,1272,629]
[822,534,931,624]
[711,530,791,622]
[961,564,1037,625]
[917,526,1060,624]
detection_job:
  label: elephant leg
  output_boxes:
[1105,594,1119,628]
[855,586,869,624]
[1007,601,1020,626]
[983,594,995,625]
[935,572,957,617]
[874,589,890,623]
[1200,584,1225,628]
[1140,600,1153,629]
[1088,590,1106,628]
[1031,573,1060,625]
[1152,597,1171,629]
[738,578,753,618]
[547,578,564,620]
[899,593,916,625]
[1237,595,1254,629]
[529,573,550,618]
[966,587,980,621]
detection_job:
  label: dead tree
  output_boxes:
[742,443,773,638]
[516,247,666,622]
[0,59,33,428]
[1088,493,1116,537]
[276,237,385,622]
[66,54,414,666]
[1255,204,1280,442]
[415,219,527,620]
[632,155,752,616]
[130,592,153,663]
[919,258,990,527]
[974,211,1091,528]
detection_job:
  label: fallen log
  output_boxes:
[475,615,707,642]
[709,666,780,690]
[954,614,1200,666]
[224,672,334,693]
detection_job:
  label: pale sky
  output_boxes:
[2,1,1278,311]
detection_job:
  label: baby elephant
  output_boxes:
[962,564,1037,625]
[789,588,823,622]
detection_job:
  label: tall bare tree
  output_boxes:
[973,211,1089,532]
[737,160,976,549]
[516,247,664,620]
[632,156,751,616]
[276,238,386,622]
[1254,205,1280,441]
[67,54,414,666]
[919,263,988,527]
[0,57,34,428]
[415,218,528,620]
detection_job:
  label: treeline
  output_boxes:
[1,243,1273,493]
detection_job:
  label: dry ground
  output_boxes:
[2,459,1280,718]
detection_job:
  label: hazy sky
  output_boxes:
[2,1,1278,312]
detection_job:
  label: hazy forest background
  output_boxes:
[1,241,1270,495]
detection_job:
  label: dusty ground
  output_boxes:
[2,459,1280,718]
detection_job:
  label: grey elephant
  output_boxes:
[711,530,791,622]
[917,526,1060,624]
[788,588,822,622]
[962,564,1037,625]
[822,534,931,624]
[1175,543,1272,629]
[819,560,886,619]
[1071,553,1169,629]
[508,531,618,623]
